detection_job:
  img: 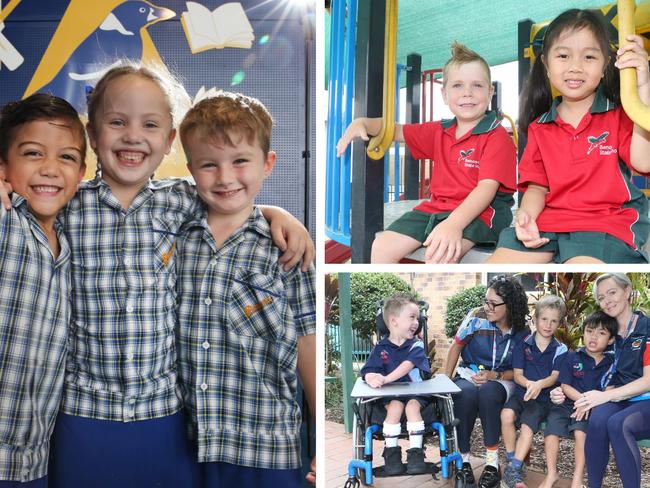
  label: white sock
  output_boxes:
[462,452,471,463]
[485,448,499,468]
[383,422,401,448]
[407,421,425,449]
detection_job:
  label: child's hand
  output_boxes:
[524,380,542,401]
[268,212,314,272]
[0,172,12,210]
[336,119,370,157]
[515,210,549,248]
[549,386,566,405]
[423,220,463,263]
[305,457,316,485]
[573,389,608,413]
[616,34,650,102]
[365,373,386,388]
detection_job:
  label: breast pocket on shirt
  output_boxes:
[228,269,286,340]
[152,217,179,289]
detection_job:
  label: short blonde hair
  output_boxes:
[180,91,273,159]
[534,295,566,322]
[382,293,419,325]
[442,41,491,87]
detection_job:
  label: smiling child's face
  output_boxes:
[442,61,493,125]
[3,119,85,230]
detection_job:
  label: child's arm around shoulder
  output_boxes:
[336,118,404,157]
[260,206,314,272]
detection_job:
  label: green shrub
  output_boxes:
[444,285,487,338]
[325,375,344,423]
[329,273,415,339]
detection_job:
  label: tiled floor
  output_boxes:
[325,421,572,488]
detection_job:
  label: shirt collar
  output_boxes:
[536,85,616,124]
[524,332,561,348]
[441,110,501,134]
[192,205,271,240]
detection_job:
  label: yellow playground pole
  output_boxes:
[366,0,398,160]
[618,0,650,132]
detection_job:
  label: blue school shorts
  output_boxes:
[48,411,199,488]
[0,478,47,488]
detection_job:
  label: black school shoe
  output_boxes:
[405,447,427,474]
[382,446,405,475]
[477,465,501,488]
[456,461,477,488]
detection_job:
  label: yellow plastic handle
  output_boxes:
[366,0,398,160]
[618,0,650,132]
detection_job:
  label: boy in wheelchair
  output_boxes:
[360,294,432,475]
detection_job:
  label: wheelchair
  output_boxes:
[343,300,466,488]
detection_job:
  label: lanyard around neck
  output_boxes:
[492,328,511,370]
[600,313,636,389]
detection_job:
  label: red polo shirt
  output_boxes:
[519,90,649,250]
[402,111,516,228]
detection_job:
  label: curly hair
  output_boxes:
[488,275,529,333]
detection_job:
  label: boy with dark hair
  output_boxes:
[360,293,431,475]
[0,93,86,485]
[176,91,316,487]
[541,311,616,488]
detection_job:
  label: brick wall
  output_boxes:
[396,273,481,373]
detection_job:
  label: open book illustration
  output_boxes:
[0,21,24,71]
[181,2,254,53]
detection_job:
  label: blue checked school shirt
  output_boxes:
[176,207,316,470]
[0,195,71,481]
[59,177,200,422]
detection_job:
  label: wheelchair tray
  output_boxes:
[350,375,461,398]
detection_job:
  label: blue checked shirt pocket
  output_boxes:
[228,270,286,340]
[152,218,179,283]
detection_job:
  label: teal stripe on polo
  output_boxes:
[440,110,500,134]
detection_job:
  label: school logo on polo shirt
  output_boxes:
[380,350,389,363]
[631,338,643,350]
[573,362,585,377]
[457,148,479,168]
[586,131,616,156]
[524,346,534,361]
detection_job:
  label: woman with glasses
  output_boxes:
[551,273,650,488]
[444,275,530,488]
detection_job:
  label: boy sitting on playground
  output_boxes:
[176,92,316,487]
[541,311,616,488]
[501,295,568,488]
[360,294,431,476]
[336,42,516,264]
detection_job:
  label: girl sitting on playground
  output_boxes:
[336,42,517,264]
[487,8,650,264]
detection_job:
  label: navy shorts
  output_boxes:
[544,402,588,437]
[201,461,303,488]
[380,395,431,409]
[0,478,47,488]
[503,395,551,433]
[48,411,199,488]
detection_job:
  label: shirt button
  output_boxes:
[147,277,156,286]
[124,257,132,266]
[204,298,212,305]
[200,383,208,391]
[126,304,134,313]
[128,398,136,405]
[202,341,210,350]
[126,352,134,361]
[127,410,135,418]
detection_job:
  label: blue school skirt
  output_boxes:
[48,411,199,488]
[201,462,302,488]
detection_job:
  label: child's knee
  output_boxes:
[405,400,421,417]
[501,408,516,424]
